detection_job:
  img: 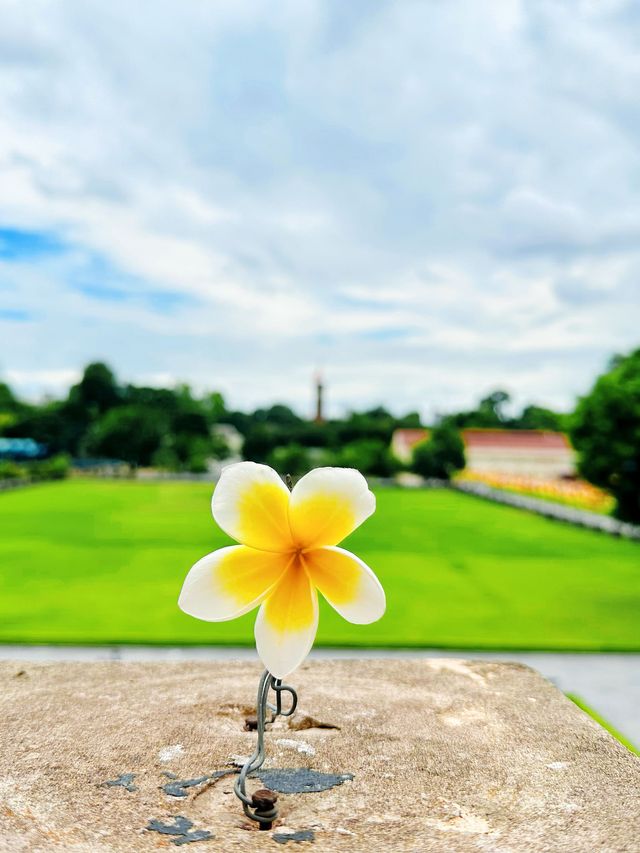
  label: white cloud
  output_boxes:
[0,0,639,417]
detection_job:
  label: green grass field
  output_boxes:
[1,480,639,648]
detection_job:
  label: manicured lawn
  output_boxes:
[1,480,639,648]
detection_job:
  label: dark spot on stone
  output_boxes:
[14,669,27,678]
[258,768,354,794]
[147,815,213,846]
[163,770,232,798]
[273,829,315,844]
[162,776,210,798]
[101,773,137,792]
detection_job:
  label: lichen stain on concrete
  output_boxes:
[162,770,231,798]
[100,773,137,792]
[273,829,316,844]
[146,815,213,845]
[258,768,354,794]
[162,775,210,797]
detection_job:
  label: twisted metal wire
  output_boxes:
[234,475,298,826]
[234,669,298,825]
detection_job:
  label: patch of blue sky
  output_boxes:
[0,308,33,322]
[70,253,199,314]
[145,290,197,313]
[359,327,411,342]
[0,227,65,261]
[77,283,130,302]
[195,26,389,187]
[332,292,392,311]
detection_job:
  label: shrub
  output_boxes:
[266,443,311,477]
[0,460,28,480]
[412,422,465,480]
[30,453,71,481]
[336,438,398,478]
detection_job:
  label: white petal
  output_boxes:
[303,546,386,624]
[179,546,290,622]
[254,567,319,678]
[289,467,376,548]
[211,461,293,551]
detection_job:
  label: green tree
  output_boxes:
[205,391,227,422]
[515,404,566,431]
[395,411,422,428]
[477,390,510,425]
[181,436,214,473]
[411,422,465,480]
[571,349,640,523]
[252,404,302,427]
[68,362,121,414]
[0,381,19,412]
[336,438,397,477]
[242,424,282,463]
[335,410,395,445]
[3,401,83,453]
[172,410,210,438]
[0,380,23,432]
[449,389,513,429]
[267,443,311,476]
[158,431,228,472]
[86,405,166,467]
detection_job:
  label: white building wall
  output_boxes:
[465,448,576,479]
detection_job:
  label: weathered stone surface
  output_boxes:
[0,660,638,852]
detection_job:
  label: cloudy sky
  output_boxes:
[1,0,639,419]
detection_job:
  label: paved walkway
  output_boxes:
[1,645,638,748]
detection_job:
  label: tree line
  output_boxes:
[0,362,564,476]
[0,347,638,521]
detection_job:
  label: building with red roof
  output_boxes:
[391,428,575,479]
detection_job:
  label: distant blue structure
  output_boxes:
[0,437,47,460]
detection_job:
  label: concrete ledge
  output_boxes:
[0,660,638,851]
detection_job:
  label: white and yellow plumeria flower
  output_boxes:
[179,462,385,678]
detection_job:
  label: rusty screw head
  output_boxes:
[251,788,277,810]
[251,788,278,831]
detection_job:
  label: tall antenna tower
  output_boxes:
[314,371,325,423]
